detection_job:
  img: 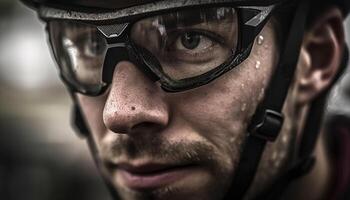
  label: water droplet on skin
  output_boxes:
[272,151,278,161]
[255,61,261,69]
[257,35,264,45]
[241,83,245,88]
[274,160,281,168]
[241,103,247,112]
[258,88,265,101]
[282,135,288,143]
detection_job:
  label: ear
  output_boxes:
[296,7,345,105]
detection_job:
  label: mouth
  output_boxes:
[112,162,200,190]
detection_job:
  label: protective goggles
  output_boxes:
[44,1,277,95]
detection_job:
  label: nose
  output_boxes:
[103,61,169,135]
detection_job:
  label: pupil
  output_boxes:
[181,33,200,50]
[88,37,106,55]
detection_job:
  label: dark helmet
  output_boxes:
[21,0,154,10]
[19,0,350,15]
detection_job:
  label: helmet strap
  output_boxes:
[225,0,311,199]
[254,46,349,200]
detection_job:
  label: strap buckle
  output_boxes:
[252,109,284,141]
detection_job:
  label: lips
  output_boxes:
[115,162,198,190]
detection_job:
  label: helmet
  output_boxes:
[19,0,350,199]
[19,0,350,15]
[21,0,157,10]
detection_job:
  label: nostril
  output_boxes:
[104,117,129,134]
[103,110,130,134]
[130,121,164,134]
[103,108,168,135]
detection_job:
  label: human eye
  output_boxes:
[65,27,107,58]
[79,31,107,58]
[175,31,218,52]
[165,29,226,63]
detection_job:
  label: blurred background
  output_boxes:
[0,1,112,200]
[0,1,349,200]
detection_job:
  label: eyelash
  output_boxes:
[164,28,225,51]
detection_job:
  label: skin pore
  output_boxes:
[75,7,344,200]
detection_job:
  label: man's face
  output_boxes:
[77,20,282,200]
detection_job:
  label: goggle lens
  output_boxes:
[49,20,108,94]
[48,7,239,95]
[130,7,238,80]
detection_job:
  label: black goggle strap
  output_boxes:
[226,0,310,199]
